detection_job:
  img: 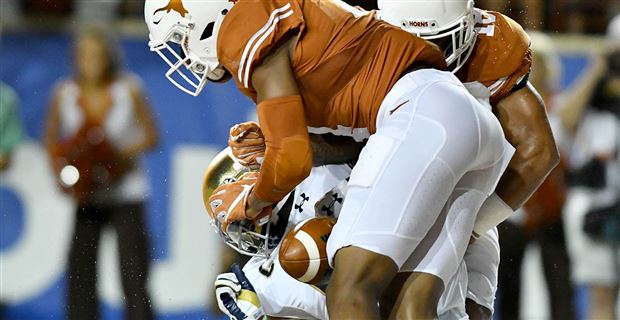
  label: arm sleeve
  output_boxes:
[254,95,312,203]
[490,48,532,104]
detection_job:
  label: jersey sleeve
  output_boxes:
[217,0,305,94]
[457,11,532,105]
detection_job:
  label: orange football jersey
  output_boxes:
[456,10,532,105]
[217,0,446,136]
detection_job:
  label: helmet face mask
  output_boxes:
[150,25,210,96]
[212,217,275,257]
[420,15,476,73]
[379,0,477,73]
[145,0,234,96]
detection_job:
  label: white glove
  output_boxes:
[215,263,265,320]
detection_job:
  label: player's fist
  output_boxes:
[229,122,265,168]
[208,171,272,233]
[215,263,265,320]
[209,171,258,233]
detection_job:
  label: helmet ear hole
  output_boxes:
[200,21,215,40]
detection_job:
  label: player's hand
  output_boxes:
[229,122,265,168]
[209,172,272,233]
[215,263,265,320]
[209,172,257,233]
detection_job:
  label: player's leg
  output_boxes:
[388,72,507,319]
[392,177,493,319]
[465,299,492,320]
[380,273,409,318]
[67,204,105,320]
[327,69,505,319]
[327,247,399,319]
[382,258,470,319]
[464,227,500,319]
[390,272,444,319]
[111,203,154,320]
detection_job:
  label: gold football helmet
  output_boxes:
[202,148,291,257]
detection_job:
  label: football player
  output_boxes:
[225,1,560,318]
[145,0,510,317]
[204,148,350,319]
[206,146,470,320]
[376,1,559,319]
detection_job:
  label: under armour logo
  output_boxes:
[321,193,343,216]
[268,235,280,249]
[294,193,310,213]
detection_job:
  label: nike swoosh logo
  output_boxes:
[389,100,409,115]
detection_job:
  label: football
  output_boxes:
[278,216,336,285]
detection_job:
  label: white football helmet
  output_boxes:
[378,0,476,73]
[203,148,292,257]
[144,0,234,96]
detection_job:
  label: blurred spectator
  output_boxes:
[0,82,23,171]
[496,31,575,320]
[43,26,159,320]
[560,14,620,320]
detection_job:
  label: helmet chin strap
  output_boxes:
[259,252,277,276]
[207,65,228,81]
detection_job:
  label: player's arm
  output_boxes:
[310,134,364,166]
[246,38,313,218]
[474,82,559,235]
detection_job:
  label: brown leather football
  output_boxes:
[278,216,336,285]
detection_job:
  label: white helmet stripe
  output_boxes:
[243,9,294,88]
[237,3,293,88]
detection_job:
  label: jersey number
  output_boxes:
[476,12,497,37]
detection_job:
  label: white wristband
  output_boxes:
[473,193,514,235]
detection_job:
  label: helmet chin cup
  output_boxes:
[207,66,227,82]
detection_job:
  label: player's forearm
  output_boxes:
[495,142,559,210]
[474,139,559,236]
[253,96,313,204]
[474,84,559,235]
[493,83,559,210]
[310,134,364,166]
